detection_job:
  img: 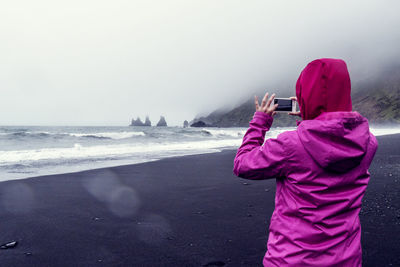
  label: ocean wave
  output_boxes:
[0,139,242,164]
[370,127,400,136]
[0,130,146,140]
[0,128,29,133]
[68,131,145,139]
[200,128,246,138]
[1,131,52,138]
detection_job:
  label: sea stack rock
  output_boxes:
[144,115,152,126]
[190,120,209,127]
[183,120,189,128]
[130,117,145,126]
[156,116,167,127]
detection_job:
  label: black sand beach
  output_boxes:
[0,134,399,267]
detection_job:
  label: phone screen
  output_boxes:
[274,99,292,111]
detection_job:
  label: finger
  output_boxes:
[254,95,259,110]
[288,111,301,117]
[266,93,276,108]
[289,96,297,100]
[266,104,278,115]
[272,111,276,116]
[261,92,269,108]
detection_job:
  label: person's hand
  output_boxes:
[288,96,301,117]
[254,92,278,117]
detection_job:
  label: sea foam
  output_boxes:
[68,131,145,139]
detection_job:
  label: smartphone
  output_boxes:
[273,98,297,112]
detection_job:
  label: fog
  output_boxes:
[1,0,399,126]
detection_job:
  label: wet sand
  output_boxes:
[0,134,399,266]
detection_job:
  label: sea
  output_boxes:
[0,125,399,181]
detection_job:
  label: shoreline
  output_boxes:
[0,134,398,266]
[3,132,400,184]
[0,147,238,184]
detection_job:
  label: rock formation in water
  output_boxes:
[130,116,152,126]
[130,117,144,126]
[144,116,152,126]
[183,120,189,128]
[190,120,210,127]
[156,116,167,127]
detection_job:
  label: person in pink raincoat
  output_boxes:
[233,58,378,266]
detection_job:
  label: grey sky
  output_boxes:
[1,0,399,126]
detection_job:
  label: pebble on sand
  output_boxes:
[0,241,18,249]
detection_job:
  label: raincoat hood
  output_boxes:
[296,58,352,120]
[297,111,370,172]
[295,58,369,172]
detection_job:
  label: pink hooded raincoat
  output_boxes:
[233,58,378,266]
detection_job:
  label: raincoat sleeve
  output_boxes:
[233,111,288,180]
